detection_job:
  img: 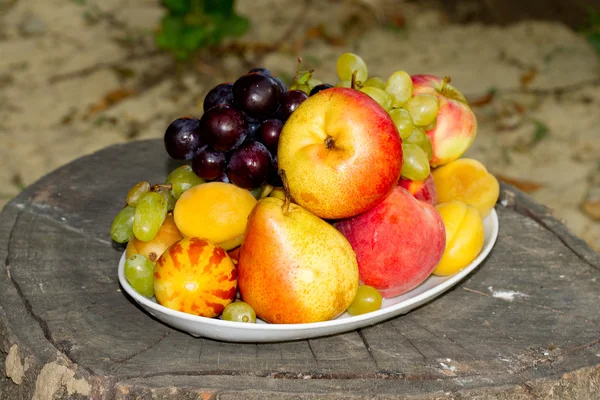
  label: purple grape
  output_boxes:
[267,156,283,187]
[257,119,283,154]
[232,73,282,120]
[203,83,234,112]
[191,146,226,181]
[272,76,287,93]
[164,117,203,160]
[212,171,230,183]
[226,141,273,189]
[309,83,334,96]
[248,67,271,75]
[199,105,248,152]
[246,122,260,140]
[276,90,308,121]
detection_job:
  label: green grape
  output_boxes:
[307,78,322,91]
[222,301,256,323]
[110,205,136,243]
[347,285,382,316]
[336,80,352,88]
[388,108,415,140]
[423,118,437,132]
[133,192,167,242]
[126,181,150,207]
[157,188,176,212]
[363,76,386,90]
[385,71,413,107]
[165,165,204,199]
[406,94,439,126]
[401,143,430,181]
[336,52,368,83]
[360,86,392,111]
[124,254,155,298]
[405,127,433,161]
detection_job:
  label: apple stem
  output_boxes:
[278,169,292,215]
[324,135,335,150]
[441,76,452,96]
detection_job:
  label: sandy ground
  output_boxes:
[0,0,599,251]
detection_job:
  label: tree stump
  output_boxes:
[1,139,599,399]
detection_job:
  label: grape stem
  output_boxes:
[278,169,292,216]
[351,71,357,90]
[151,184,173,192]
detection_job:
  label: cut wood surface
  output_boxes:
[1,139,599,399]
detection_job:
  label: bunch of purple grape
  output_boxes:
[163,68,315,190]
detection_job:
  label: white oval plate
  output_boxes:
[118,209,499,343]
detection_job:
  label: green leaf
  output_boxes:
[181,26,209,51]
[587,32,600,56]
[530,119,549,145]
[155,15,186,50]
[220,14,249,37]
[162,0,191,15]
[204,0,234,16]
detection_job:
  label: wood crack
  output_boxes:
[113,330,171,364]
[393,324,427,362]
[501,187,600,271]
[357,329,379,370]
[3,203,94,375]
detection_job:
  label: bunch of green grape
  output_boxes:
[110,165,204,244]
[334,53,436,182]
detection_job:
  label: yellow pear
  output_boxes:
[237,176,359,324]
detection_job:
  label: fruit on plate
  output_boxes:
[398,173,437,205]
[237,181,359,324]
[163,67,308,191]
[346,285,383,316]
[124,254,155,298]
[125,214,183,263]
[173,182,257,250]
[411,75,477,167]
[277,87,403,219]
[221,301,257,323]
[334,185,446,298]
[154,237,237,317]
[432,158,499,218]
[433,201,485,276]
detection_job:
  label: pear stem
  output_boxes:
[279,169,292,216]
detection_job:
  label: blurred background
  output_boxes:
[0,0,599,251]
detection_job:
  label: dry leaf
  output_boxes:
[520,67,538,88]
[582,200,600,220]
[85,88,135,118]
[582,172,600,220]
[495,174,544,193]
[304,25,345,46]
[470,90,496,107]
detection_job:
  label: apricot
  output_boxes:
[154,237,237,317]
[433,201,484,276]
[173,182,257,250]
[432,158,499,218]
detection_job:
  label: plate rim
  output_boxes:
[118,208,499,334]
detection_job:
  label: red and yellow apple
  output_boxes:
[277,87,403,220]
[334,186,446,298]
[398,173,437,206]
[411,75,477,167]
